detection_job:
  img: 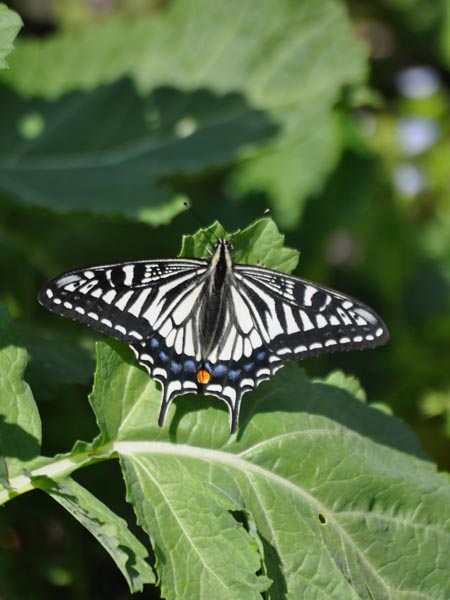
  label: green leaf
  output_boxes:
[0,80,275,223]
[81,207,448,597]
[179,216,300,273]
[89,339,450,599]
[230,217,300,273]
[88,340,162,445]
[33,475,155,592]
[0,4,22,70]
[1,0,366,226]
[2,32,247,226]
[0,302,41,483]
[121,454,271,599]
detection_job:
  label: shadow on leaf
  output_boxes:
[239,363,427,460]
[0,414,41,464]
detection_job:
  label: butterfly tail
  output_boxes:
[158,395,172,427]
[229,397,242,435]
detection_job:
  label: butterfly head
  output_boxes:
[213,237,233,252]
[211,237,234,270]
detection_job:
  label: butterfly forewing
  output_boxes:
[38,258,208,342]
[234,264,388,357]
[39,237,388,433]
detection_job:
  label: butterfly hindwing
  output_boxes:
[130,332,201,427]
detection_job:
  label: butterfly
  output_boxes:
[38,235,389,433]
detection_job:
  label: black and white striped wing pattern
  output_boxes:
[149,264,388,432]
[42,258,257,421]
[234,264,389,358]
[39,249,388,434]
[39,258,208,343]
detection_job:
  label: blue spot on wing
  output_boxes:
[159,351,168,362]
[184,360,196,373]
[171,361,182,374]
[257,351,266,361]
[229,369,241,381]
[244,362,254,372]
[213,364,228,377]
[150,338,159,348]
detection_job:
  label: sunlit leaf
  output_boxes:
[0,4,22,70]
[88,335,450,599]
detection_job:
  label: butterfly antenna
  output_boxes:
[183,200,217,255]
[240,207,272,230]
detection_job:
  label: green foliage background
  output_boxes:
[0,0,449,598]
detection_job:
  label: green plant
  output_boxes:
[1,1,449,597]
[2,220,449,599]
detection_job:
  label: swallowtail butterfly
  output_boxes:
[38,235,388,433]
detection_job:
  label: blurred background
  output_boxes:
[0,0,449,598]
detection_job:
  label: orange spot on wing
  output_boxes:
[196,369,211,384]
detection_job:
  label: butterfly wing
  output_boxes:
[234,264,389,355]
[38,258,208,342]
[190,264,389,431]
[39,257,217,425]
[38,256,389,434]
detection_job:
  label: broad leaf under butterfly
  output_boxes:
[38,220,388,432]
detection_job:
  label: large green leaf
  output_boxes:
[3,220,449,597]
[0,80,275,223]
[78,220,447,599]
[0,4,22,70]
[1,0,366,225]
[86,339,450,599]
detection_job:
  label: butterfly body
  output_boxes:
[199,239,232,356]
[39,236,388,433]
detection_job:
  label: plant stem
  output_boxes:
[0,443,115,506]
